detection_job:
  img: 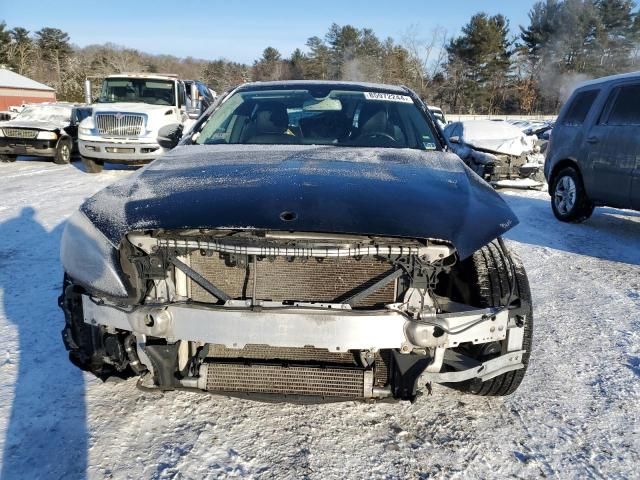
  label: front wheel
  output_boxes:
[0,154,17,162]
[550,167,594,222]
[442,241,533,396]
[54,137,73,164]
[81,156,104,173]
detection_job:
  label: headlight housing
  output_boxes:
[79,116,95,136]
[36,131,58,140]
[61,210,129,298]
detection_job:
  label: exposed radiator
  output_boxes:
[206,345,390,389]
[208,344,360,364]
[188,253,396,307]
[205,363,366,398]
[95,112,145,137]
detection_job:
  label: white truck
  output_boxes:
[78,73,213,173]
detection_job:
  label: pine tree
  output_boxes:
[446,13,513,113]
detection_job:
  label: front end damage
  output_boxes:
[60,225,529,401]
[465,148,545,189]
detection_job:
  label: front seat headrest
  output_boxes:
[254,102,288,134]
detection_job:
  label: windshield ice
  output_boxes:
[16,105,72,123]
[194,88,440,150]
[97,78,176,106]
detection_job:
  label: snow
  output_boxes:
[493,178,544,189]
[5,104,72,124]
[1,159,639,479]
[460,120,537,156]
[0,68,55,92]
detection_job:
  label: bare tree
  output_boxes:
[402,25,448,95]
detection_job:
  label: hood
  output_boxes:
[0,119,63,131]
[462,120,536,156]
[90,102,177,116]
[80,145,519,259]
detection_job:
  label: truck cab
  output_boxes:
[78,73,205,173]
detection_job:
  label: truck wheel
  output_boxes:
[54,137,73,164]
[550,167,594,222]
[442,241,533,396]
[0,154,17,162]
[81,156,104,173]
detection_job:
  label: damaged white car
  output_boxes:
[59,81,533,402]
[444,119,545,188]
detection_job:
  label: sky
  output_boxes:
[1,0,538,63]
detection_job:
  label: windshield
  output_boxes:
[97,78,176,106]
[194,88,439,150]
[15,105,72,123]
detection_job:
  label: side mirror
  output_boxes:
[157,123,183,150]
[449,136,460,144]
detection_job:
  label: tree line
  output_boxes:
[1,0,639,114]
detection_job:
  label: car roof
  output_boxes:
[575,71,640,90]
[235,80,410,95]
[106,73,178,81]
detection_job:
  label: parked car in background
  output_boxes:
[444,119,545,188]
[60,80,532,402]
[427,105,447,127]
[0,103,91,164]
[545,72,640,221]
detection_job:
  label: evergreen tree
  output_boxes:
[8,27,34,74]
[35,27,72,85]
[0,22,11,66]
[446,13,513,113]
[304,36,330,79]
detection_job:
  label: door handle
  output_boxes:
[586,136,599,144]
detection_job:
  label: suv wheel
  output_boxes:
[550,167,594,222]
[81,156,104,174]
[54,137,72,164]
[0,154,17,162]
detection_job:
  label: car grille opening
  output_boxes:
[95,113,145,137]
[3,128,38,139]
[188,253,396,307]
[203,345,390,398]
[205,363,365,398]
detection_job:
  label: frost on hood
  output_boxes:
[79,144,517,258]
[12,105,71,125]
[461,120,537,156]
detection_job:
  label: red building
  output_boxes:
[0,68,56,111]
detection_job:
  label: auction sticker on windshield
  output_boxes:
[363,92,413,103]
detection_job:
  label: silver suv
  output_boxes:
[545,72,640,221]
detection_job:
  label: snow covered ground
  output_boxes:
[0,158,638,479]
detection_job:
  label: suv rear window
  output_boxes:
[563,90,599,126]
[604,84,640,125]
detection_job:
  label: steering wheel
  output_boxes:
[361,131,397,142]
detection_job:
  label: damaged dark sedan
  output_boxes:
[59,81,533,402]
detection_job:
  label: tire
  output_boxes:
[81,156,104,173]
[550,167,594,222]
[0,154,17,162]
[443,240,533,396]
[54,137,73,164]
